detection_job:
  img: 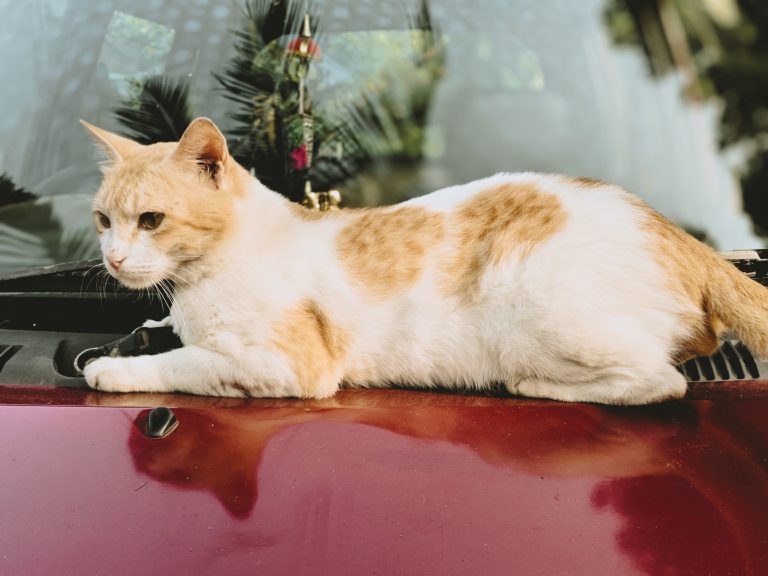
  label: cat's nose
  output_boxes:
[107,254,126,270]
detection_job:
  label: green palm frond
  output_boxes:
[113,75,193,144]
[0,172,37,207]
[0,199,99,274]
[214,0,319,200]
[411,0,444,59]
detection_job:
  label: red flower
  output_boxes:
[286,36,322,59]
[291,145,308,170]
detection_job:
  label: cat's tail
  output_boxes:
[633,193,768,359]
[705,254,768,358]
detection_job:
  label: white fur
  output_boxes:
[98,216,175,289]
[86,172,691,405]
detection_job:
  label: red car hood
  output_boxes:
[2,385,767,575]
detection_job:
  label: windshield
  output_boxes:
[1,0,766,275]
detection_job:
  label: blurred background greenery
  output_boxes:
[605,0,768,235]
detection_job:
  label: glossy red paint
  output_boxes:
[2,386,768,575]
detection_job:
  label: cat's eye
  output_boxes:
[95,211,110,229]
[138,212,165,231]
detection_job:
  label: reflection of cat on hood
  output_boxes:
[125,394,768,573]
[131,394,670,517]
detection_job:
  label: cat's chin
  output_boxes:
[118,277,160,290]
[109,269,166,290]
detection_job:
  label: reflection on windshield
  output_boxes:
[101,10,176,98]
[605,0,768,237]
[1,0,765,274]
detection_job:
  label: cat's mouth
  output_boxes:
[106,264,166,290]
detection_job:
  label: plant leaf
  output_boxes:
[113,76,193,144]
[0,172,37,207]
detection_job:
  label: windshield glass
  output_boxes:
[1,0,766,275]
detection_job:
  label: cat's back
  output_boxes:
[407,172,637,228]
[331,172,651,303]
[406,172,646,266]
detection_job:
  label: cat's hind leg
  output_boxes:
[499,301,690,405]
[507,362,687,405]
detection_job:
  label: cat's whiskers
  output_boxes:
[157,277,187,339]
[96,266,110,305]
[80,262,108,305]
[165,269,193,290]
[79,262,102,295]
[163,272,189,323]
[157,281,173,313]
[148,277,172,313]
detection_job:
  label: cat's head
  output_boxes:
[81,118,241,289]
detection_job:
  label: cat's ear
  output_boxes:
[170,117,229,187]
[80,120,142,166]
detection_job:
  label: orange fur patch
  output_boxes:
[271,300,348,397]
[336,206,445,298]
[567,176,607,189]
[626,195,724,361]
[673,313,724,362]
[442,182,567,303]
[93,144,246,264]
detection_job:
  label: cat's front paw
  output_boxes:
[84,356,149,393]
[142,315,176,333]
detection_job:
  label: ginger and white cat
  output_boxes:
[80,117,768,405]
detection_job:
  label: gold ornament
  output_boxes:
[303,181,341,211]
[294,12,341,212]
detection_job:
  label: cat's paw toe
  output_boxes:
[84,357,134,393]
[142,316,173,330]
